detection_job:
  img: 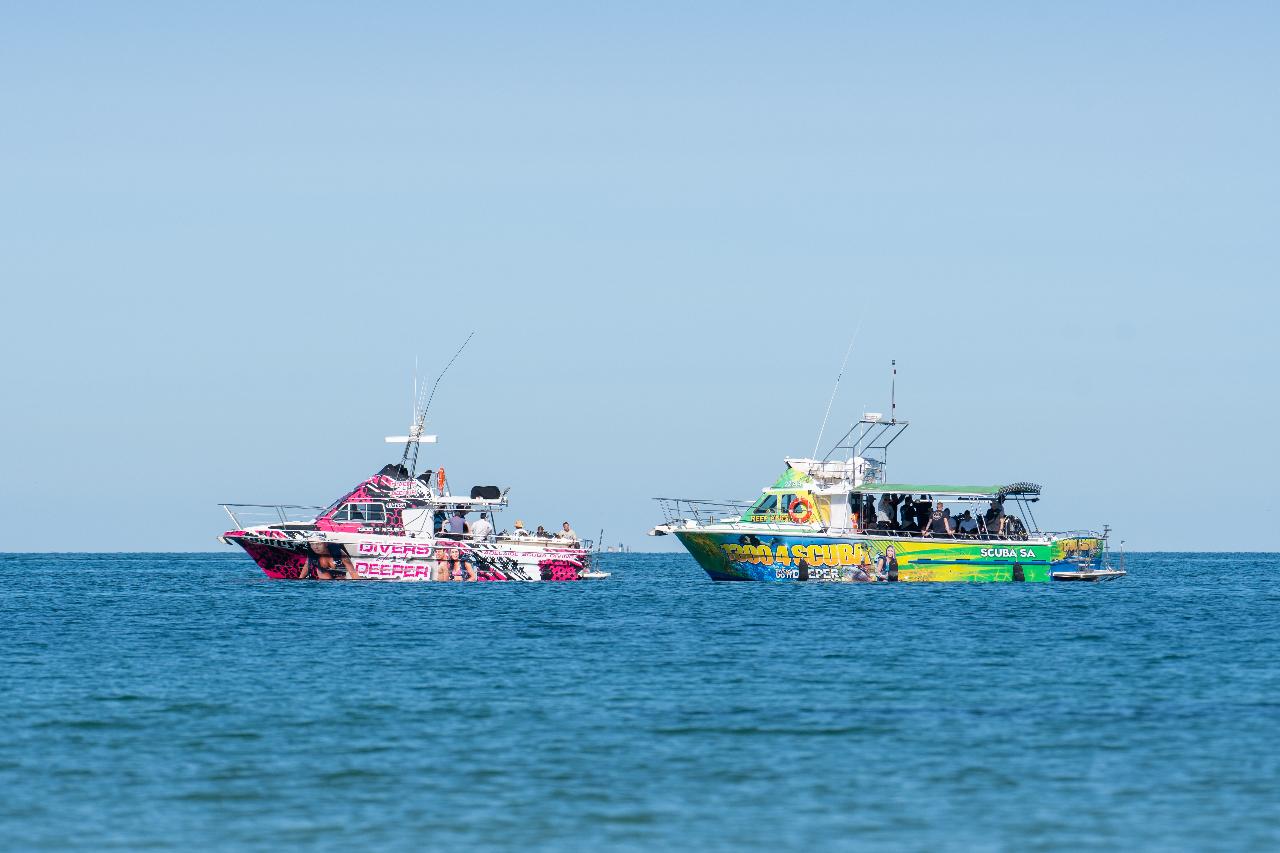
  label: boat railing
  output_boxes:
[220,503,326,530]
[651,500,1109,543]
[655,497,754,527]
[483,532,592,550]
[1039,529,1106,540]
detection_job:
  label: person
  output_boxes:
[471,511,494,541]
[957,509,978,536]
[850,556,874,582]
[896,496,912,530]
[438,513,475,580]
[557,521,579,543]
[534,524,551,539]
[922,501,953,536]
[511,519,531,537]
[876,494,898,529]
[433,542,451,581]
[876,545,899,582]
[307,542,356,580]
[984,498,1007,537]
[915,496,933,532]
[444,510,469,539]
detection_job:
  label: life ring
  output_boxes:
[787,496,814,524]
[437,467,446,493]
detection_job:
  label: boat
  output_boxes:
[650,411,1122,583]
[220,461,595,582]
[219,345,598,582]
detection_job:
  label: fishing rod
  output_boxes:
[401,331,475,476]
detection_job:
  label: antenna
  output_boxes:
[396,332,475,476]
[812,318,863,457]
[890,359,897,422]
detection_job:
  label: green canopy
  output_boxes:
[855,482,1041,498]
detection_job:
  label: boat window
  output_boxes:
[335,502,386,524]
[330,503,387,523]
[754,494,778,514]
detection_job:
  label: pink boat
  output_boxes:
[220,461,594,582]
[221,458,593,578]
[220,344,601,582]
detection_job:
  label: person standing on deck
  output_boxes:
[877,494,900,530]
[984,498,1007,537]
[922,501,954,537]
[471,511,493,541]
[444,510,469,539]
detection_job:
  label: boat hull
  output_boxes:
[224,528,590,581]
[675,529,1106,583]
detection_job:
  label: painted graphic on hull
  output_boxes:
[679,531,1104,583]
[232,534,583,582]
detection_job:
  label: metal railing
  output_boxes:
[654,497,753,527]
[219,504,326,530]
[654,498,1108,544]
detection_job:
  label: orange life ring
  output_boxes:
[787,496,814,524]
[437,468,446,493]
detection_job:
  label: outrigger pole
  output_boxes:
[393,331,475,478]
[812,318,863,458]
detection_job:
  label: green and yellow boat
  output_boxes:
[651,414,1122,583]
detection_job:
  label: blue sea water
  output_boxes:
[2,552,1278,851]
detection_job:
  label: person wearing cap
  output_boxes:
[557,521,579,543]
[511,519,531,538]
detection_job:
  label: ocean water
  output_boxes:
[2,552,1277,851]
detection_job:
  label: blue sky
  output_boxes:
[2,3,1276,551]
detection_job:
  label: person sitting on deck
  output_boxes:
[534,524,551,538]
[957,509,978,536]
[922,501,953,537]
[557,521,580,543]
[511,519,531,537]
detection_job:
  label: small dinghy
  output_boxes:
[1051,568,1126,582]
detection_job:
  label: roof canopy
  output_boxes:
[855,482,1042,498]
